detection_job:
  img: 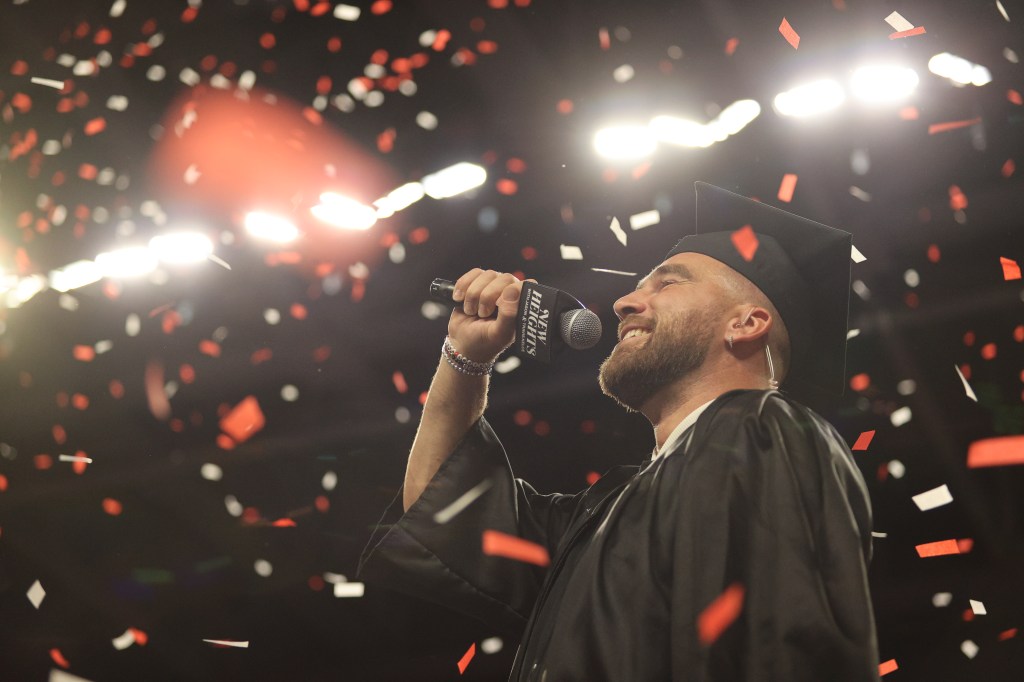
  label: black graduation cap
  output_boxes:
[665,182,852,395]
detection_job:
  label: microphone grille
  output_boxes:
[561,308,602,350]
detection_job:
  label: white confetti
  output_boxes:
[884,11,915,32]
[179,67,200,87]
[281,384,299,402]
[94,339,113,354]
[608,217,627,246]
[111,629,136,650]
[322,471,337,491]
[238,70,256,91]
[254,559,273,577]
[203,639,249,648]
[591,267,637,276]
[184,164,201,185]
[420,301,446,320]
[629,209,660,229]
[846,328,860,340]
[996,0,1010,22]
[851,245,867,263]
[961,640,978,659]
[897,379,916,395]
[395,407,411,423]
[49,670,94,682]
[333,581,365,598]
[125,313,141,337]
[1006,47,1020,63]
[560,244,583,260]
[73,60,97,77]
[59,454,93,463]
[849,186,872,202]
[480,637,504,654]
[970,599,987,615]
[954,365,977,402]
[912,484,953,511]
[106,95,129,111]
[224,494,243,517]
[27,580,46,609]
[434,478,494,524]
[932,592,953,607]
[323,572,347,584]
[207,254,231,270]
[334,4,360,20]
[494,356,521,374]
[31,77,65,89]
[871,531,888,538]
[887,459,906,479]
[415,111,438,130]
[109,0,126,17]
[890,406,912,427]
[903,269,919,287]
[59,294,79,311]
[200,463,222,481]
[612,64,635,83]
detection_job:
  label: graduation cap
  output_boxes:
[665,182,852,395]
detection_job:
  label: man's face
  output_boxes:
[598,253,726,412]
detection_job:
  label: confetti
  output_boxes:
[608,217,627,246]
[888,27,926,39]
[50,648,70,669]
[724,37,739,55]
[560,244,583,260]
[912,484,953,511]
[628,209,660,229]
[203,639,250,648]
[144,360,171,421]
[698,582,745,645]
[777,173,798,203]
[932,592,953,607]
[954,365,977,401]
[30,77,65,89]
[730,225,759,262]
[457,643,476,674]
[480,637,504,654]
[27,579,46,608]
[966,435,1024,468]
[851,245,866,263]
[879,659,899,676]
[849,186,872,202]
[334,4,361,20]
[884,11,914,32]
[970,599,987,615]
[915,539,961,557]
[333,581,365,598]
[851,430,875,451]
[961,640,978,659]
[928,118,982,135]
[49,671,93,682]
[998,628,1017,641]
[778,18,800,49]
[996,0,1010,21]
[58,454,93,463]
[112,629,136,650]
[434,478,494,524]
[590,268,637,276]
[890,406,912,427]
[1000,256,1021,280]
[219,396,265,443]
[482,530,550,566]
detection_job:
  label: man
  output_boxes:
[360,183,880,681]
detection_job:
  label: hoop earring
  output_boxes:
[765,345,779,390]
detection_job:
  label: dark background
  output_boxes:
[1,0,1022,679]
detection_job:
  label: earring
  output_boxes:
[727,335,734,349]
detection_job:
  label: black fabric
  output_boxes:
[359,389,880,681]
[665,182,853,396]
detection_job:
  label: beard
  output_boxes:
[598,307,717,412]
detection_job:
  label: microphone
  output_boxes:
[429,278,602,362]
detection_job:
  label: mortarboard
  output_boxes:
[665,182,852,395]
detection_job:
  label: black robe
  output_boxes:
[359,389,880,681]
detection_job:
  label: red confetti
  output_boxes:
[109,379,125,398]
[78,163,98,180]
[778,18,800,49]
[457,643,476,674]
[585,471,601,485]
[181,6,199,22]
[219,395,265,443]
[290,303,308,320]
[35,454,53,470]
[496,178,518,195]
[315,495,330,512]
[409,226,430,244]
[259,33,276,49]
[1014,325,1024,343]
[927,244,941,263]
[513,410,532,426]
[730,225,758,262]
[311,1,330,16]
[94,27,112,44]
[967,436,1024,468]
[879,659,899,676]
[948,185,968,211]
[1003,159,1016,178]
[556,98,574,114]
[477,40,498,54]
[0,475,7,492]
[957,538,974,553]
[199,340,221,357]
[49,648,70,669]
[251,348,273,364]
[52,425,67,444]
[852,430,875,451]
[71,393,89,410]
[370,0,392,14]
[216,434,236,450]
[850,373,871,391]
[777,173,798,203]
[915,539,960,557]
[103,497,123,516]
[724,37,739,55]
[432,29,452,51]
[999,628,1018,641]
[534,421,550,436]
[598,27,610,50]
[179,364,196,384]
[482,530,550,566]
[899,106,919,120]
[392,371,408,394]
[73,345,96,361]
[929,117,982,135]
[130,628,149,645]
[10,59,28,75]
[11,92,32,113]
[698,583,745,645]
[981,342,997,360]
[1000,256,1021,281]
[1009,89,1023,106]
[888,26,927,39]
[272,518,297,527]
[144,360,171,421]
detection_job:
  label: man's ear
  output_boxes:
[728,306,772,345]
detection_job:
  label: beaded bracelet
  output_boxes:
[442,336,495,376]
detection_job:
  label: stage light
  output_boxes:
[593,124,657,160]
[96,246,159,278]
[422,162,487,199]
[243,211,300,243]
[773,79,845,118]
[649,116,713,148]
[49,260,103,292]
[373,182,425,219]
[928,53,992,86]
[850,65,919,103]
[311,193,378,230]
[149,231,214,264]
[6,274,46,308]
[714,99,761,135]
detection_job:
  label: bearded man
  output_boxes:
[360,183,881,681]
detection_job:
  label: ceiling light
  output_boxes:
[373,182,425,219]
[95,247,159,278]
[243,211,300,243]
[149,231,214,264]
[851,65,920,103]
[649,116,713,148]
[422,162,487,199]
[593,125,657,160]
[49,260,103,292]
[773,79,845,118]
[928,53,991,86]
[312,193,378,230]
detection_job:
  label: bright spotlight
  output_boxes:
[715,99,762,135]
[850,65,919,103]
[149,232,215,264]
[649,116,713,148]
[422,162,487,199]
[49,260,103,292]
[244,211,300,243]
[96,246,159,278]
[6,274,47,308]
[593,125,657,160]
[374,182,425,218]
[312,193,378,230]
[773,79,845,118]
[928,53,992,87]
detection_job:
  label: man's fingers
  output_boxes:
[452,268,483,303]
[461,270,500,316]
[478,275,520,318]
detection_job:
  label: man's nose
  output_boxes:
[613,290,647,320]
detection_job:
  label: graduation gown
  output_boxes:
[359,389,880,681]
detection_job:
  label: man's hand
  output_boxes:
[448,269,530,363]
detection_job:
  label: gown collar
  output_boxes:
[652,398,716,461]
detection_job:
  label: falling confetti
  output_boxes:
[915,539,961,557]
[888,26,926,39]
[203,639,250,648]
[778,18,800,49]
[969,599,987,615]
[890,406,912,427]
[628,209,660,229]
[879,659,899,676]
[457,643,476,675]
[608,217,627,246]
[219,396,265,443]
[1000,256,1021,280]
[912,484,954,511]
[697,582,745,645]
[884,11,914,32]
[333,581,365,598]
[928,118,982,134]
[482,530,550,566]
[27,579,46,609]
[777,173,798,203]
[954,365,978,402]
[730,225,759,262]
[851,430,875,451]
[434,478,495,524]
[966,436,1024,468]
